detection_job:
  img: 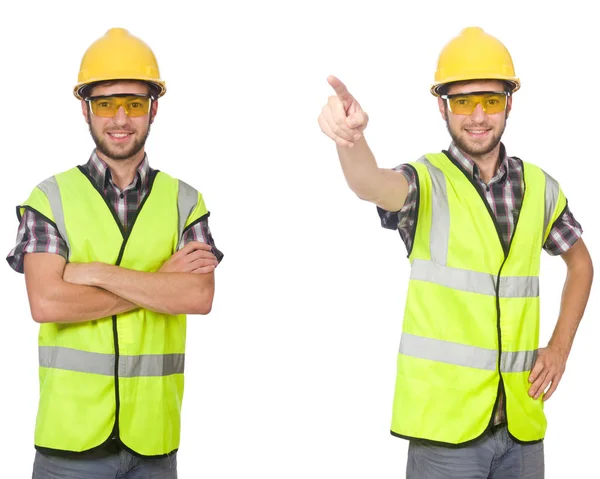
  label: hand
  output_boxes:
[527,346,568,401]
[318,75,369,148]
[159,241,218,274]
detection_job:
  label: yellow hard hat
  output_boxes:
[430,27,520,97]
[73,28,166,100]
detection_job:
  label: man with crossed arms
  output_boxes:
[7,28,223,478]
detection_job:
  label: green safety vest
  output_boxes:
[390,151,566,445]
[18,165,208,457]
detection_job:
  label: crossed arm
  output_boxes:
[24,242,218,323]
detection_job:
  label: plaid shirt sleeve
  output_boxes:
[178,215,224,263]
[376,164,419,254]
[543,204,583,256]
[5,209,69,273]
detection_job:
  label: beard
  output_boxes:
[445,112,507,157]
[89,119,151,161]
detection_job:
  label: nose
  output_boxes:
[470,102,486,122]
[112,106,128,125]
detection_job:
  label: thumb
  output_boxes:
[346,111,368,129]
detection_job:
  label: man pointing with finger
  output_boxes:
[318,27,593,478]
[6,28,223,478]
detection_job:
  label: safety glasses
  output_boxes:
[85,93,152,118]
[441,91,510,115]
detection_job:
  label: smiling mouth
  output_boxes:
[107,132,133,141]
[465,129,490,136]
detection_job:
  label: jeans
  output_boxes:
[32,448,177,479]
[406,425,544,479]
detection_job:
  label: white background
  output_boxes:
[1,1,598,477]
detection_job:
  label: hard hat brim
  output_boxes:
[74,77,167,100]
[430,76,521,97]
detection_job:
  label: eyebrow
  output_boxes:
[443,91,507,97]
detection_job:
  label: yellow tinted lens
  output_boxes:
[448,93,507,115]
[482,94,507,114]
[448,95,476,114]
[90,96,150,117]
[124,97,150,117]
[91,98,117,117]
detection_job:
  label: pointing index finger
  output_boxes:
[327,75,353,103]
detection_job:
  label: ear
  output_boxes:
[81,99,90,124]
[150,100,159,124]
[438,97,448,120]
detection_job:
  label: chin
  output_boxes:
[455,134,500,157]
[467,143,495,155]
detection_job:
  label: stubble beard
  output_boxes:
[445,111,507,157]
[89,119,152,161]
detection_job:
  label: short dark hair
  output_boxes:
[80,80,160,99]
[437,80,513,96]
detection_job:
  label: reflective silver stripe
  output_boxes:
[417,157,449,265]
[498,276,539,298]
[177,180,198,246]
[39,346,184,377]
[39,346,114,376]
[37,176,71,258]
[543,171,560,241]
[119,353,185,377]
[399,333,497,370]
[399,334,536,373]
[411,259,539,298]
[500,350,537,373]
[411,259,495,295]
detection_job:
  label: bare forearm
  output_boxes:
[336,138,408,211]
[548,260,594,355]
[337,137,379,197]
[91,264,214,315]
[31,282,137,323]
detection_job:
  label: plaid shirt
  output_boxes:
[7,150,223,273]
[378,142,583,426]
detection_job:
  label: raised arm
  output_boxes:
[318,75,410,212]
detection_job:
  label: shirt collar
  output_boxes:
[85,149,150,192]
[447,141,509,184]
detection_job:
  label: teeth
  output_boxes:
[110,133,129,138]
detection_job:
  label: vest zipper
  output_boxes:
[77,166,159,448]
[442,151,526,431]
[111,314,120,441]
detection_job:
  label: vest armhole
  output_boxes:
[15,205,69,255]
[181,212,211,238]
[404,163,421,259]
[17,205,62,238]
[545,199,569,245]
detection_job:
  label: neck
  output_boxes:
[467,144,502,184]
[96,149,145,190]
